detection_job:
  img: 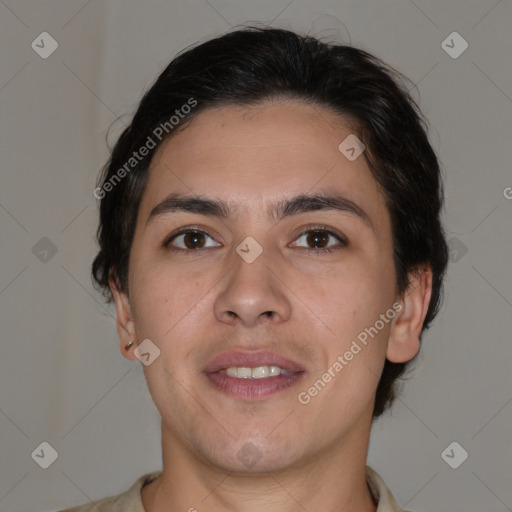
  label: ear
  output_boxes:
[387,265,433,363]
[110,272,138,361]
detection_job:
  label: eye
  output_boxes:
[290,226,347,253]
[163,227,221,252]
[163,224,347,254]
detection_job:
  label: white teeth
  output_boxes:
[251,366,269,379]
[223,365,287,379]
[237,367,253,379]
[226,367,238,378]
[269,366,280,376]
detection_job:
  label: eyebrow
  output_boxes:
[146,192,375,232]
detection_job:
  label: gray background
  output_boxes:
[0,1,511,511]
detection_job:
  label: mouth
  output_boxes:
[221,365,298,379]
[203,349,306,400]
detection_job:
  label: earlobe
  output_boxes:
[386,266,433,363]
[109,273,138,361]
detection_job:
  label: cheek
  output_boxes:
[296,258,392,335]
[297,261,395,400]
[129,258,208,332]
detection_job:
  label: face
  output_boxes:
[113,99,423,474]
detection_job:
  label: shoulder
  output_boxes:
[57,470,162,512]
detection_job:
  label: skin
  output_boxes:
[111,98,433,512]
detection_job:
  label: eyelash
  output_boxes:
[162,224,347,255]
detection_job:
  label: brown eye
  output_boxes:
[292,227,347,253]
[166,230,220,251]
[305,230,329,248]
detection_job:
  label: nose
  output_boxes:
[213,249,292,328]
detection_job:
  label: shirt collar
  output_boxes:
[365,465,410,511]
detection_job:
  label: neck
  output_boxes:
[142,417,377,512]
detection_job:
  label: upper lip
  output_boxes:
[203,349,306,373]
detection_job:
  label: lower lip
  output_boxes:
[205,371,304,400]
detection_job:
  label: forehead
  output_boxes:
[139,99,389,230]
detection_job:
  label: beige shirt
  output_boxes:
[58,465,410,512]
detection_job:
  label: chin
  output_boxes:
[198,437,302,474]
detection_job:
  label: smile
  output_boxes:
[221,365,297,379]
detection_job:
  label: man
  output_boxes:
[61,26,448,512]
